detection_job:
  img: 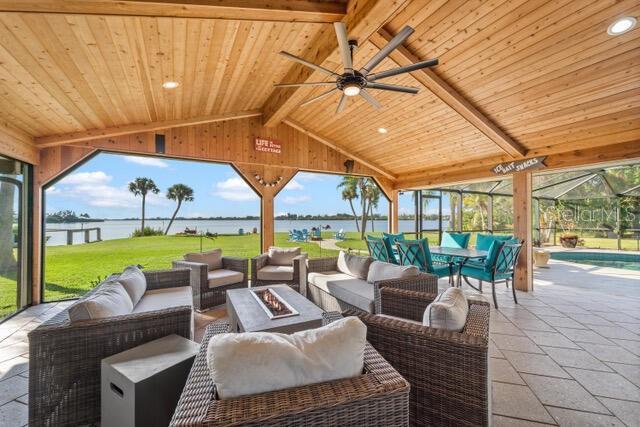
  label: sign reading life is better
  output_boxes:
[254,137,281,154]
[491,156,547,175]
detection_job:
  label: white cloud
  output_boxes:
[296,173,325,182]
[49,170,169,209]
[213,177,258,201]
[58,171,111,186]
[47,185,60,195]
[123,155,169,168]
[281,195,311,205]
[284,179,304,191]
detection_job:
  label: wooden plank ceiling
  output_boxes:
[0,0,638,180]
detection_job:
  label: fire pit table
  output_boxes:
[226,284,325,333]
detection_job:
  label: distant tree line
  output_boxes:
[46,210,102,224]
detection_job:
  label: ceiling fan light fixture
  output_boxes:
[343,83,361,97]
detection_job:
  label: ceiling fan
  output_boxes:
[274,23,438,113]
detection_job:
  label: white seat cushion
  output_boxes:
[256,265,294,281]
[267,247,301,266]
[308,272,374,312]
[423,287,469,332]
[336,251,372,280]
[184,249,223,271]
[207,269,243,288]
[133,286,193,313]
[116,265,147,306]
[68,281,133,322]
[367,261,419,284]
[207,317,366,399]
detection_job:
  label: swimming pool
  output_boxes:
[550,251,640,271]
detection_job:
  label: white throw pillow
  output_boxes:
[268,247,301,266]
[117,265,147,306]
[68,281,133,322]
[366,261,419,284]
[422,287,469,332]
[337,251,372,280]
[207,317,367,399]
[184,249,223,271]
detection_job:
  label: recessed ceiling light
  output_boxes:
[162,81,180,89]
[377,127,388,134]
[607,17,636,35]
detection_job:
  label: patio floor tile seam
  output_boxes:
[540,403,614,417]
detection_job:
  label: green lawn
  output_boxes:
[0,273,17,319]
[44,233,338,302]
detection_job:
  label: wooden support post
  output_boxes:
[31,178,42,305]
[84,229,90,244]
[513,172,533,292]
[97,227,101,241]
[389,190,399,233]
[261,195,275,252]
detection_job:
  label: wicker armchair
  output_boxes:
[170,319,410,427]
[251,251,307,292]
[173,256,248,311]
[28,269,193,427]
[305,256,439,314]
[345,288,491,427]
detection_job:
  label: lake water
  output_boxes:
[45,219,430,246]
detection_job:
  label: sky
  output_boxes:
[45,153,414,219]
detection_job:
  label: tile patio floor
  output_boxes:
[1,259,638,426]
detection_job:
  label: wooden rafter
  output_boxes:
[262,0,411,127]
[369,29,527,158]
[0,0,346,23]
[34,110,262,147]
[0,119,38,164]
[283,118,396,181]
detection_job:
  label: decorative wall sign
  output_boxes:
[254,174,283,187]
[254,137,281,154]
[491,156,547,175]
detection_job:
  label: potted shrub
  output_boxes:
[559,233,579,248]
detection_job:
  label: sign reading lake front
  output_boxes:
[491,156,547,175]
[254,137,281,154]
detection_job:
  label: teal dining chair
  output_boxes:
[396,238,457,285]
[366,236,393,263]
[460,239,523,308]
[475,233,513,251]
[382,232,404,264]
[433,231,471,264]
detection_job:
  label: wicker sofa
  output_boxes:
[173,255,248,311]
[251,247,307,291]
[347,288,491,426]
[28,269,193,427]
[170,318,410,427]
[305,255,438,314]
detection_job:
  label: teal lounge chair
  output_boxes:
[460,239,523,308]
[366,236,393,263]
[334,228,346,240]
[396,238,457,285]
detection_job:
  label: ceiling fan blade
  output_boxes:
[279,51,337,77]
[366,82,419,94]
[359,89,381,109]
[360,26,414,76]
[274,82,336,88]
[367,58,438,81]
[336,93,348,113]
[300,88,338,107]
[334,22,353,74]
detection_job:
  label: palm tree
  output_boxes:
[365,180,381,232]
[338,177,360,232]
[165,184,194,235]
[128,177,160,232]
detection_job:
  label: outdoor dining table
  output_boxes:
[429,246,489,290]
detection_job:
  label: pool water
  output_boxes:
[550,252,640,271]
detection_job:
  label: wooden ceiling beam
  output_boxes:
[34,110,262,147]
[395,140,640,190]
[0,0,346,23]
[262,0,411,127]
[0,120,38,164]
[283,118,396,181]
[369,29,528,159]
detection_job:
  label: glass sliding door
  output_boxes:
[0,156,29,319]
[421,191,442,245]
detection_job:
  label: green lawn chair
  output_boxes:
[460,239,523,308]
[396,238,457,285]
[366,236,394,263]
